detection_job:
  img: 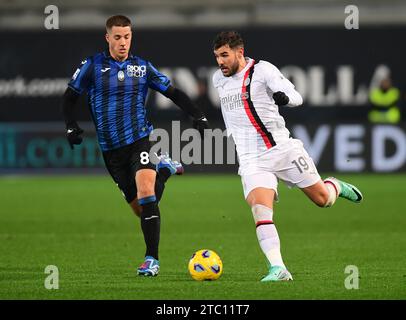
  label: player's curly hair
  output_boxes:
[106,15,131,31]
[213,31,244,50]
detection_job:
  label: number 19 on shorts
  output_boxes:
[292,156,309,173]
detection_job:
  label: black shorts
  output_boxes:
[102,136,157,203]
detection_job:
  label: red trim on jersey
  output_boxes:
[324,180,338,197]
[241,60,273,149]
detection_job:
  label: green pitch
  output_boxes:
[0,174,405,299]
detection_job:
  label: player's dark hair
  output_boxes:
[106,15,132,30]
[213,31,244,50]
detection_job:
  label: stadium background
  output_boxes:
[1,0,405,300]
[1,0,405,173]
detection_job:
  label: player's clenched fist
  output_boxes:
[66,123,84,149]
[193,116,210,138]
[272,91,290,106]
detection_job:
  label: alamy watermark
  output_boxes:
[344,5,359,30]
[344,265,359,289]
[44,5,59,30]
[142,121,270,167]
[44,265,59,290]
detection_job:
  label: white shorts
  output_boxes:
[239,138,321,199]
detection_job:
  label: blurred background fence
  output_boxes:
[1,0,405,173]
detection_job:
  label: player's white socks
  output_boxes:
[252,204,286,268]
[323,177,341,207]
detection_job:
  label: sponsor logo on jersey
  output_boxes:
[220,92,249,111]
[127,65,146,78]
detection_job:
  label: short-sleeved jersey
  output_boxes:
[212,57,303,163]
[68,51,170,151]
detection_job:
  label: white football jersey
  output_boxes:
[212,57,303,162]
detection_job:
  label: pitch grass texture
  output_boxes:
[0,174,405,299]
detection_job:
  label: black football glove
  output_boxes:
[66,123,84,150]
[193,116,210,138]
[273,91,289,106]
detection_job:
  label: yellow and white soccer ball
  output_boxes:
[188,249,223,281]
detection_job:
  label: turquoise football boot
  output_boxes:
[261,266,293,282]
[325,177,363,203]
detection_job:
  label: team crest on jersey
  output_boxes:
[118,70,125,81]
[127,65,146,78]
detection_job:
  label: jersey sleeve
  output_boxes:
[212,70,222,89]
[67,58,93,95]
[146,61,171,93]
[212,70,232,137]
[260,61,303,107]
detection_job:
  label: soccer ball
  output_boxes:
[188,249,223,281]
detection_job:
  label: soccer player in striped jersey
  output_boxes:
[211,31,363,282]
[62,15,209,277]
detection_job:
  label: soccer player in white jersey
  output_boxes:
[211,31,363,282]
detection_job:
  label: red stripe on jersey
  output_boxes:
[241,60,273,149]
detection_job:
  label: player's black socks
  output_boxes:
[138,195,160,260]
[154,179,165,203]
[154,168,171,202]
[158,167,172,183]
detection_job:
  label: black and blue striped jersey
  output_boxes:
[68,51,170,151]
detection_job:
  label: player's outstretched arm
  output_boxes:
[61,87,84,149]
[272,89,303,108]
[280,86,303,107]
[262,62,303,107]
[163,85,210,137]
[271,79,303,108]
[62,57,92,149]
